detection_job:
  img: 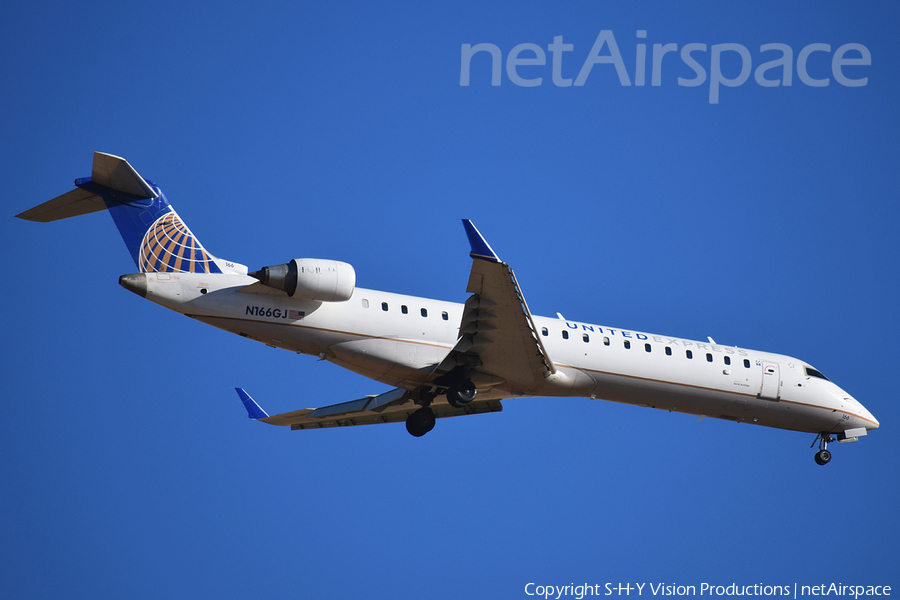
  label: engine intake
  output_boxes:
[250,258,356,302]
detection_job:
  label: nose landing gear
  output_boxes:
[811,433,834,465]
[815,449,832,465]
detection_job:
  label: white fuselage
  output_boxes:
[136,271,878,436]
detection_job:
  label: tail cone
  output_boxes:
[119,273,148,297]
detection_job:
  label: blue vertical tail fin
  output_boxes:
[16,152,235,274]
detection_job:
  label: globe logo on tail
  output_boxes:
[139,211,219,273]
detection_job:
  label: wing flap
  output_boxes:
[307,387,407,418]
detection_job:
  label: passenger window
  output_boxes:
[603,337,610,346]
[706,353,713,362]
[644,343,651,353]
[421,308,428,317]
[442,311,448,321]
[362,299,369,309]
[542,327,548,336]
[665,346,672,356]
[583,333,590,343]
[562,330,569,340]
[624,340,631,349]
[724,356,731,365]
[686,350,693,359]
[401,305,408,314]
[381,302,389,311]
[744,359,750,368]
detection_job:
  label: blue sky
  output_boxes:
[3,1,898,598]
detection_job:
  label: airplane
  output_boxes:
[16,152,879,465]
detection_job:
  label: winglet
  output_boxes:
[462,219,500,262]
[235,388,270,420]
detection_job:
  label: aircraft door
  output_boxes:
[759,361,780,400]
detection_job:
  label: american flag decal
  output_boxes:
[289,310,305,320]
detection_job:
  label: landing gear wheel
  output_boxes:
[447,379,477,408]
[812,433,834,466]
[406,407,436,437]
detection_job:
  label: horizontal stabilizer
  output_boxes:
[16,187,109,222]
[15,152,157,223]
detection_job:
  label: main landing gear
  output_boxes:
[446,379,477,408]
[405,406,436,437]
[812,433,834,466]
[404,378,478,437]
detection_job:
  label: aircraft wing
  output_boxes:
[232,221,548,431]
[434,221,555,395]
[236,388,502,430]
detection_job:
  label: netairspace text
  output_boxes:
[460,30,870,103]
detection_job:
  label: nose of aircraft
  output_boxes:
[866,412,880,430]
[839,387,879,431]
[858,401,879,430]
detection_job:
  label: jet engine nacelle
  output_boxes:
[250,258,356,302]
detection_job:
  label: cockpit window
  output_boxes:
[805,367,830,381]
